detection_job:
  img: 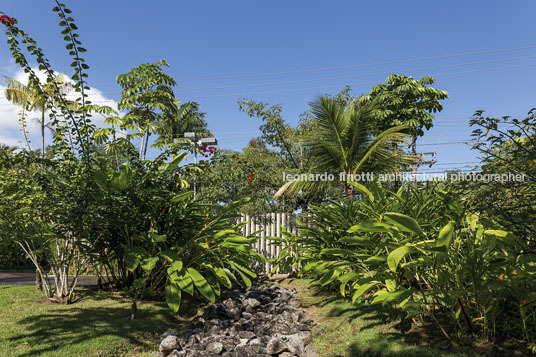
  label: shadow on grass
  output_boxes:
[6,288,199,356]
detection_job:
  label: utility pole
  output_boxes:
[412,151,437,184]
[177,132,218,199]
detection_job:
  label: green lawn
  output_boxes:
[279,279,523,357]
[0,286,197,357]
[0,282,526,357]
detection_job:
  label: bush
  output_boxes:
[275,181,536,347]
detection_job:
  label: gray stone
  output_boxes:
[284,333,305,356]
[155,285,315,357]
[205,341,224,354]
[313,326,325,336]
[280,352,295,357]
[161,330,179,339]
[243,297,261,309]
[238,330,256,340]
[159,335,180,354]
[304,344,320,357]
[266,336,288,355]
[168,351,186,357]
[289,298,301,308]
[297,330,312,345]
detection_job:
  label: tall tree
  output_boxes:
[4,74,72,158]
[155,101,211,148]
[117,60,178,160]
[275,96,414,199]
[358,74,448,160]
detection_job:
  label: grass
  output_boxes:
[0,280,527,357]
[0,285,199,357]
[278,278,524,357]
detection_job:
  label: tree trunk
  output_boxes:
[130,301,137,320]
[35,268,42,291]
[143,133,150,160]
[411,136,418,186]
[41,110,45,159]
[139,132,145,160]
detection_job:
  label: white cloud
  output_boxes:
[0,68,120,148]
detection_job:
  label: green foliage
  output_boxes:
[358,74,449,138]
[275,96,414,199]
[116,60,178,160]
[275,182,536,345]
[91,149,263,313]
[467,109,536,244]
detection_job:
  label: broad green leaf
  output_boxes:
[338,272,360,296]
[235,269,252,287]
[187,268,215,303]
[385,279,396,292]
[161,249,181,263]
[174,271,194,296]
[387,245,415,272]
[109,171,130,191]
[123,246,147,272]
[349,181,374,202]
[164,152,187,175]
[165,282,181,313]
[320,248,353,256]
[372,289,411,305]
[224,236,255,244]
[484,230,508,237]
[213,267,232,289]
[302,262,318,273]
[347,221,394,233]
[320,270,341,286]
[383,212,424,236]
[170,191,194,203]
[338,236,375,246]
[436,221,454,248]
[140,256,159,272]
[170,260,183,272]
[148,232,167,243]
[214,229,236,239]
[230,262,257,278]
[352,281,379,303]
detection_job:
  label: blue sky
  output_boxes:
[1,0,536,173]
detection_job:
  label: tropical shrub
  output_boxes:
[275,181,536,346]
[90,149,264,316]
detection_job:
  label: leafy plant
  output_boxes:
[275,181,536,346]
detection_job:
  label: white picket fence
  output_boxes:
[237,213,299,275]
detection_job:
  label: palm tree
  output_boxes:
[4,75,72,291]
[155,101,212,147]
[275,96,415,200]
[4,74,72,158]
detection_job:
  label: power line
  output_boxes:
[182,62,536,99]
[417,141,469,146]
[174,45,536,82]
[433,161,480,166]
[175,55,536,92]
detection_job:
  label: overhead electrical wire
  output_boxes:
[174,55,536,92]
[175,45,536,82]
[182,63,536,99]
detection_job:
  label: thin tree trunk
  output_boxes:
[411,136,418,186]
[139,132,145,160]
[143,133,150,160]
[35,269,42,291]
[41,110,45,159]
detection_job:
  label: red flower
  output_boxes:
[0,15,14,26]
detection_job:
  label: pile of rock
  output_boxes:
[156,285,321,357]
